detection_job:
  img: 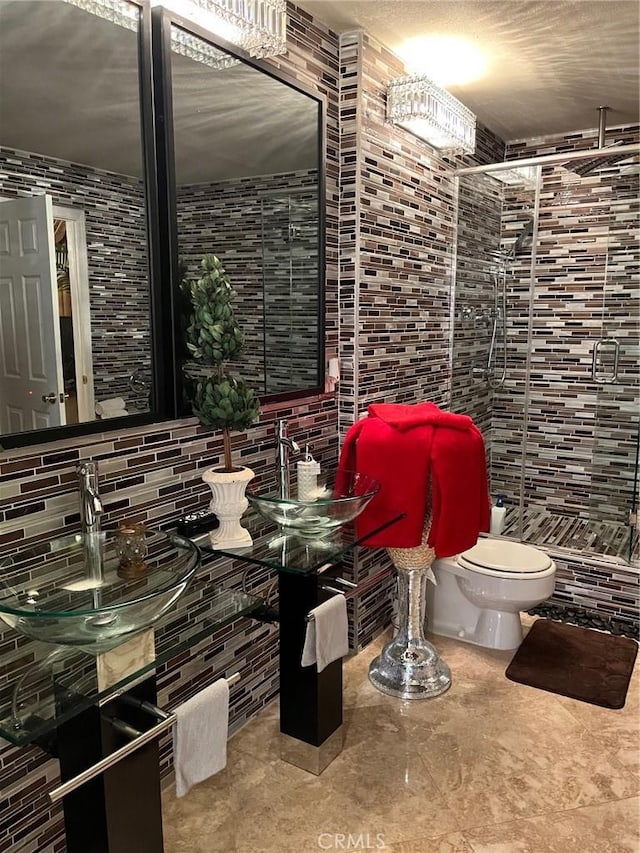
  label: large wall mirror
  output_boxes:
[0,2,326,450]
[164,18,324,399]
[0,0,157,447]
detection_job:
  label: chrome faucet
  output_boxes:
[276,419,300,498]
[77,460,104,585]
[77,460,103,534]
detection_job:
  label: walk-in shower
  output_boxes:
[451,138,640,575]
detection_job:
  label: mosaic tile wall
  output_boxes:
[0,4,340,849]
[176,170,320,394]
[0,146,152,413]
[337,30,505,647]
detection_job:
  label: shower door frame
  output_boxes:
[453,142,640,565]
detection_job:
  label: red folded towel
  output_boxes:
[337,402,490,556]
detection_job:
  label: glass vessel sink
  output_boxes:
[0,530,198,652]
[246,469,380,538]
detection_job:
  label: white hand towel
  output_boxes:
[97,408,128,419]
[173,679,229,798]
[301,594,349,673]
[95,398,127,417]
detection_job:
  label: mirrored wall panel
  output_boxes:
[170,25,322,396]
[0,0,152,439]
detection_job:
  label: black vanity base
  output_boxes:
[277,569,344,774]
[56,676,165,853]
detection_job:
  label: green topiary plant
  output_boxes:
[182,254,260,471]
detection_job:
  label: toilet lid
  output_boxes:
[459,539,553,574]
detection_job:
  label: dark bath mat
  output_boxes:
[506,618,638,709]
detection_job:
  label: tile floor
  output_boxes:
[162,618,639,852]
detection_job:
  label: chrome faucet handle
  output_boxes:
[76,459,98,478]
[276,420,301,453]
[76,460,103,522]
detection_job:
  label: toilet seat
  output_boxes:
[457,539,555,580]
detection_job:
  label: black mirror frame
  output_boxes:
[1,0,171,450]
[150,5,326,416]
[1,2,326,451]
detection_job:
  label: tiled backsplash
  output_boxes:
[0,399,339,852]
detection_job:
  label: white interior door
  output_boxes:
[0,194,65,434]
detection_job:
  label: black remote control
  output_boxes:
[176,509,219,537]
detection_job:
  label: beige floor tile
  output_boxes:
[387,831,475,852]
[463,796,640,853]
[163,765,237,852]
[228,696,281,765]
[163,622,638,853]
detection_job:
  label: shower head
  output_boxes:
[484,217,533,266]
[512,218,534,256]
[566,142,632,177]
[564,106,637,177]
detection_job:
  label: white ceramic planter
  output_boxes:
[202,466,255,549]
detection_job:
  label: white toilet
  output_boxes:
[427,539,556,650]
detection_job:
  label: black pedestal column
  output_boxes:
[278,569,343,774]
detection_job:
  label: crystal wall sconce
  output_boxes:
[386,74,476,155]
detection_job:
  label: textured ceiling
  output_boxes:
[298,0,640,141]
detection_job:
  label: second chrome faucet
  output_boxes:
[275,419,300,499]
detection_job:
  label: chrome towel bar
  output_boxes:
[49,714,176,803]
[48,672,242,803]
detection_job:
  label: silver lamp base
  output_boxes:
[369,558,451,700]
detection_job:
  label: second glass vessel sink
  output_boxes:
[0,530,198,652]
[246,469,380,537]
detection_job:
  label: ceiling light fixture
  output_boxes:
[151,0,287,59]
[171,25,240,70]
[61,0,138,30]
[386,74,476,154]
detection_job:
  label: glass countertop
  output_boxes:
[0,512,403,747]
[0,580,260,747]
[194,511,405,574]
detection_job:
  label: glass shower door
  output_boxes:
[589,181,640,563]
[260,191,319,394]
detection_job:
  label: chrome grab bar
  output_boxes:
[48,672,241,803]
[322,577,357,591]
[49,714,176,803]
[592,337,620,383]
[119,696,172,721]
[320,584,348,596]
[308,567,394,621]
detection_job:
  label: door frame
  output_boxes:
[52,204,95,422]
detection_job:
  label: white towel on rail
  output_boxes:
[95,397,127,418]
[173,678,229,798]
[301,594,349,673]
